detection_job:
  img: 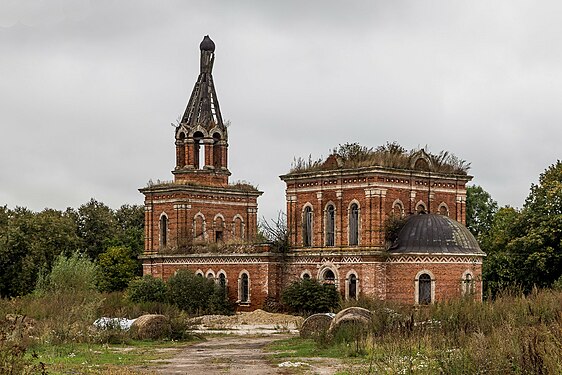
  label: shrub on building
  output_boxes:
[281,279,340,314]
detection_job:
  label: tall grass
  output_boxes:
[325,289,562,374]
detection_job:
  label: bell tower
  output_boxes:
[173,35,230,186]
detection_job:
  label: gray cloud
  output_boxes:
[1,1,561,220]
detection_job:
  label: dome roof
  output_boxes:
[389,214,484,255]
[200,35,215,52]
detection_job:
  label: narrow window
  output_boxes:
[218,273,227,290]
[326,204,335,246]
[462,273,474,296]
[348,274,357,300]
[439,205,448,216]
[215,216,224,242]
[349,203,359,246]
[160,215,168,247]
[194,215,205,240]
[193,131,204,169]
[240,273,249,303]
[302,273,311,280]
[418,273,432,305]
[303,206,313,247]
[213,133,221,169]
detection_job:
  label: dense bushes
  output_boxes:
[35,252,99,294]
[281,279,340,314]
[127,270,232,315]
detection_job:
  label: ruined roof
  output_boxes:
[389,214,484,255]
[284,142,470,177]
[178,35,225,133]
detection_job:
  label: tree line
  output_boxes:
[0,198,144,297]
[467,161,562,296]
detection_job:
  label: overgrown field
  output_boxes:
[269,289,562,375]
[0,289,198,374]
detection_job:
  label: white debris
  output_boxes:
[93,317,136,330]
[278,361,309,368]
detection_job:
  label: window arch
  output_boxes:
[438,203,449,217]
[217,270,227,293]
[205,270,215,279]
[212,132,222,169]
[301,270,312,280]
[415,270,435,305]
[320,268,337,285]
[325,203,335,246]
[214,214,225,242]
[346,271,358,300]
[461,271,475,296]
[392,199,404,217]
[159,213,168,248]
[415,201,427,214]
[302,205,313,247]
[238,271,250,303]
[195,270,204,277]
[193,212,206,241]
[349,202,359,246]
[232,215,245,238]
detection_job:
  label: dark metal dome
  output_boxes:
[200,35,215,52]
[389,214,484,255]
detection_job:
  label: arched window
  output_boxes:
[349,203,359,246]
[213,132,222,169]
[193,131,204,169]
[159,214,168,248]
[214,215,224,242]
[206,270,215,279]
[322,269,336,284]
[392,200,404,217]
[301,271,311,280]
[195,270,204,277]
[233,215,244,238]
[325,204,335,246]
[418,273,432,305]
[348,274,357,300]
[218,272,227,290]
[462,272,474,296]
[239,272,249,303]
[416,201,427,214]
[439,203,449,217]
[193,213,206,241]
[303,206,313,247]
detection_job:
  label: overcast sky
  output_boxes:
[1,0,561,221]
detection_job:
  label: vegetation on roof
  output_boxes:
[288,142,470,175]
[144,179,259,191]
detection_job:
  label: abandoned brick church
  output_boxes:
[140,36,485,310]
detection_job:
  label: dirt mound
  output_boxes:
[192,309,303,328]
[130,314,171,340]
[300,313,334,339]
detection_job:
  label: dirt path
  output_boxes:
[150,334,292,375]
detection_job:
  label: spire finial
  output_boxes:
[200,35,215,52]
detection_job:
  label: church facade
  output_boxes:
[140,36,485,310]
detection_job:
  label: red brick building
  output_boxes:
[140,36,484,310]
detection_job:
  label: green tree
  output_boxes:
[77,199,117,260]
[112,204,144,255]
[97,246,140,292]
[466,185,498,238]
